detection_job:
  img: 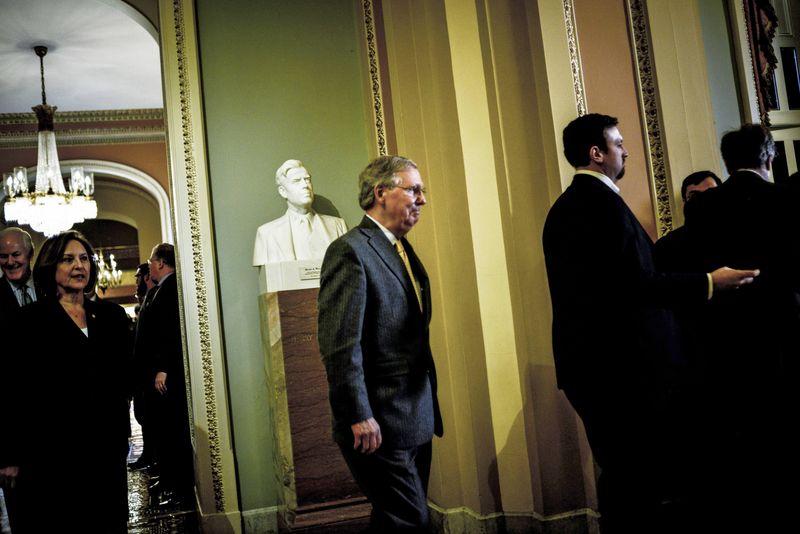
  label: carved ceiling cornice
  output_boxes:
[0,127,165,148]
[0,108,164,125]
[0,108,165,147]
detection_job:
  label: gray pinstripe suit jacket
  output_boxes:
[318,216,443,448]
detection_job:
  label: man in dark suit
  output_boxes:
[542,114,758,532]
[0,227,40,530]
[653,171,722,397]
[318,155,443,532]
[128,262,157,471]
[133,243,194,508]
[653,170,721,273]
[0,228,40,316]
[681,124,800,530]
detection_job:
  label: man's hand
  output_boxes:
[0,465,19,490]
[711,267,760,290]
[155,371,168,395]
[351,417,382,454]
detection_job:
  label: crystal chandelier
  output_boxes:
[2,46,97,237]
[95,250,123,293]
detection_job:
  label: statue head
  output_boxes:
[276,159,314,213]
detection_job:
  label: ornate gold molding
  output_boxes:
[0,128,165,148]
[168,0,225,512]
[563,0,587,116]
[362,0,388,156]
[0,108,164,125]
[627,0,672,236]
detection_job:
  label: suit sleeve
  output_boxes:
[318,238,373,425]
[151,282,184,381]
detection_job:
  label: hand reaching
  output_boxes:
[710,267,760,290]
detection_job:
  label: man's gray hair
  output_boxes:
[358,155,417,210]
[275,159,306,186]
[0,227,34,258]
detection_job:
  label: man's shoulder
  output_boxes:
[329,223,370,249]
[546,175,623,221]
[325,219,386,260]
[160,274,179,292]
[653,225,692,265]
[655,225,688,246]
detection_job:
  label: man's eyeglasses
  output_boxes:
[393,184,427,198]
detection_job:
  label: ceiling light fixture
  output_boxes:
[3,45,97,237]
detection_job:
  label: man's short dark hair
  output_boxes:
[681,170,721,202]
[720,123,776,173]
[562,113,619,168]
[151,243,176,268]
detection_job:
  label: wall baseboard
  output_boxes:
[200,510,244,534]
[429,503,601,534]
[241,505,281,533]
[237,502,601,533]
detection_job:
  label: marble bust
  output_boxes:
[252,159,347,266]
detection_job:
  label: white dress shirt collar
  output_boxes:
[576,169,620,194]
[366,214,398,245]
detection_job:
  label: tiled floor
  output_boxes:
[0,489,10,534]
[126,406,199,534]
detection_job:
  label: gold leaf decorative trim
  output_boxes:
[362,0,388,156]
[0,128,165,148]
[627,0,672,236]
[563,0,587,116]
[169,0,225,511]
[0,109,164,125]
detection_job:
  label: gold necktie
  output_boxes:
[395,240,422,310]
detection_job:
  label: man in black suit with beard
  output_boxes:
[542,114,758,532]
[318,155,442,532]
[680,123,800,531]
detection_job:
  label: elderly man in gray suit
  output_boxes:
[318,155,443,532]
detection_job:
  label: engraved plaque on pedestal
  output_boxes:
[259,260,322,293]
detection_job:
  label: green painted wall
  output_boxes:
[698,0,742,174]
[195,0,372,516]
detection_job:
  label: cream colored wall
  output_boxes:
[379,0,596,521]
[380,0,497,514]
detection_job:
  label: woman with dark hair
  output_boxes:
[5,230,132,533]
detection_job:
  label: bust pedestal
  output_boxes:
[258,271,365,529]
